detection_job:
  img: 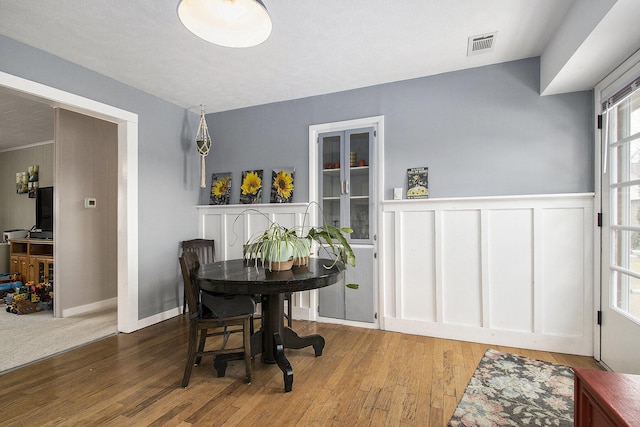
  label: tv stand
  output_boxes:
[30,231,53,239]
[8,238,54,284]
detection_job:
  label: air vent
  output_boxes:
[467,32,497,56]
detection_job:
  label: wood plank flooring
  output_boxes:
[0,315,602,426]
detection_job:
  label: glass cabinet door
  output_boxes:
[318,125,376,323]
[345,129,373,242]
[319,127,374,244]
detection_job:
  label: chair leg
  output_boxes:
[182,324,198,387]
[221,326,230,349]
[243,316,252,384]
[286,293,293,327]
[194,328,207,366]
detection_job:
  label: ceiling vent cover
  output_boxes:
[467,32,497,56]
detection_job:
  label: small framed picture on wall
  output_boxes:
[407,167,429,199]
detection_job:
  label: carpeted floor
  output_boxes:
[448,348,575,427]
[0,304,117,373]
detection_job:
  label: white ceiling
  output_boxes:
[0,0,638,150]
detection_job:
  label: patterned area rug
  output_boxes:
[448,349,574,427]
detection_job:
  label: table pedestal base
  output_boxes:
[239,295,326,391]
[248,325,325,392]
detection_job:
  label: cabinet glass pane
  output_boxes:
[322,170,340,198]
[322,135,341,170]
[349,167,369,197]
[350,199,369,240]
[348,131,371,241]
[321,134,342,228]
[323,199,341,229]
[349,132,370,168]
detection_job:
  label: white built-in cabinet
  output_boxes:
[317,128,376,323]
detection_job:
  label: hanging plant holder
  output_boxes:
[196,104,212,188]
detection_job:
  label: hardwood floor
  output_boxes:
[0,315,602,426]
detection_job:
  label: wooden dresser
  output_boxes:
[574,367,640,426]
[8,238,54,284]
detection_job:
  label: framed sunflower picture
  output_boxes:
[270,167,295,203]
[240,169,263,204]
[209,172,232,205]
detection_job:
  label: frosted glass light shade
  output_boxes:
[178,0,272,48]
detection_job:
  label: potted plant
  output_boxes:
[238,206,356,274]
[243,221,310,271]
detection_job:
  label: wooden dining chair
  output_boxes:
[179,252,254,387]
[181,239,215,312]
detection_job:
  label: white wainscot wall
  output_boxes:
[381,193,595,356]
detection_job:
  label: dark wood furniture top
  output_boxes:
[574,367,640,427]
[197,258,343,295]
[197,258,344,392]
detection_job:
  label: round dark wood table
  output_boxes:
[197,258,344,392]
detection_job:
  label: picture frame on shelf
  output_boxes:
[407,167,429,199]
[209,172,232,205]
[270,167,295,203]
[240,169,263,204]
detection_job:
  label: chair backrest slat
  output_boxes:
[179,252,201,315]
[182,239,215,265]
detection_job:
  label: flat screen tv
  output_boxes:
[36,186,54,234]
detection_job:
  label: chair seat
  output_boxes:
[201,293,256,319]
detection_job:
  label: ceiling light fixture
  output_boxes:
[177,0,272,48]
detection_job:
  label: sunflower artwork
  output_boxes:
[270,168,295,203]
[209,172,232,205]
[240,169,263,204]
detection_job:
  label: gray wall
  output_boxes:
[203,57,593,203]
[0,35,200,319]
[56,109,117,311]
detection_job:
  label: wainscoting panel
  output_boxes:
[540,207,586,337]
[486,209,534,333]
[441,209,482,327]
[398,211,436,322]
[382,194,594,356]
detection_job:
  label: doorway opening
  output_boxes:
[0,71,139,333]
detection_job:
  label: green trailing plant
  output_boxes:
[241,218,310,271]
[302,202,358,289]
[233,205,357,285]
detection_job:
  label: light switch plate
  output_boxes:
[393,188,402,200]
[84,198,96,208]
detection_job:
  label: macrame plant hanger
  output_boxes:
[196,104,212,188]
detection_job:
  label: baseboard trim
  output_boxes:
[134,307,182,332]
[62,297,117,317]
[383,317,593,356]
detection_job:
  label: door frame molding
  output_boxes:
[308,115,384,328]
[0,71,140,333]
